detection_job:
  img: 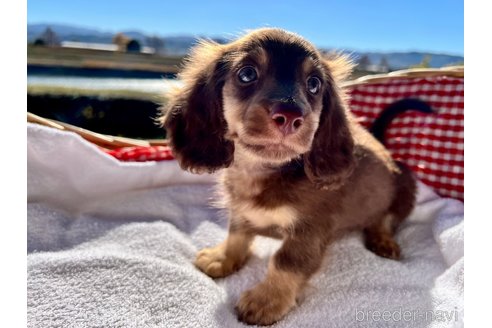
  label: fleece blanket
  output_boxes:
[27,123,464,328]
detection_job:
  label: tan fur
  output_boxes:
[162,28,417,325]
[234,202,298,230]
[194,232,254,278]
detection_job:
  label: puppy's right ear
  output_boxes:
[160,41,234,173]
[303,53,355,190]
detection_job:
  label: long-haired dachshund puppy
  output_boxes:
[161,28,416,326]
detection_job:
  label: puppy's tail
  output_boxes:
[369,98,433,145]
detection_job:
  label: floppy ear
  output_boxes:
[303,54,355,190]
[160,41,234,173]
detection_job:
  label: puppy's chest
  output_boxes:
[235,201,298,230]
[225,174,298,230]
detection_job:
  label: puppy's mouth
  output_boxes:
[241,141,292,153]
[237,139,302,162]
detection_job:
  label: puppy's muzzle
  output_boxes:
[270,102,304,136]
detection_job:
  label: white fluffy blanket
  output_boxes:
[27,123,464,328]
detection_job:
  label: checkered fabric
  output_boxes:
[104,76,464,201]
[105,145,174,162]
[346,76,464,201]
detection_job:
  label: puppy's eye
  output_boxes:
[237,66,258,84]
[306,76,321,95]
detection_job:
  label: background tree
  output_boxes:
[39,27,60,47]
[357,55,371,70]
[126,39,141,53]
[113,33,130,51]
[146,35,165,54]
[379,56,390,72]
[410,55,432,68]
[33,38,46,46]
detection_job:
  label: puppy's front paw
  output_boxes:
[194,244,248,278]
[236,282,296,326]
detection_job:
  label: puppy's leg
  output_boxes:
[236,234,325,325]
[365,161,415,260]
[364,214,401,260]
[195,229,254,278]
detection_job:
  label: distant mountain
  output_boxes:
[28,23,463,68]
[28,23,114,43]
[160,35,229,55]
[347,51,463,70]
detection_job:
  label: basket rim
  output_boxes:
[341,66,463,88]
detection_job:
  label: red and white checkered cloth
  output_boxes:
[103,76,464,201]
[347,76,464,201]
[105,145,174,162]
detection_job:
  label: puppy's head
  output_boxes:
[161,28,355,188]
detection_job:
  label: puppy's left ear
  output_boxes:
[304,53,355,190]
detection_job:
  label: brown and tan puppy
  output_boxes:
[160,28,416,326]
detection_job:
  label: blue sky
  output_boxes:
[27,0,464,55]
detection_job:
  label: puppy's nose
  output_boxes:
[270,103,304,135]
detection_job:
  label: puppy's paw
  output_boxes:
[235,282,296,326]
[194,245,248,278]
[366,235,401,260]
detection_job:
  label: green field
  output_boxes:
[28,45,184,74]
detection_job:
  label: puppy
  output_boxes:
[160,28,416,326]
